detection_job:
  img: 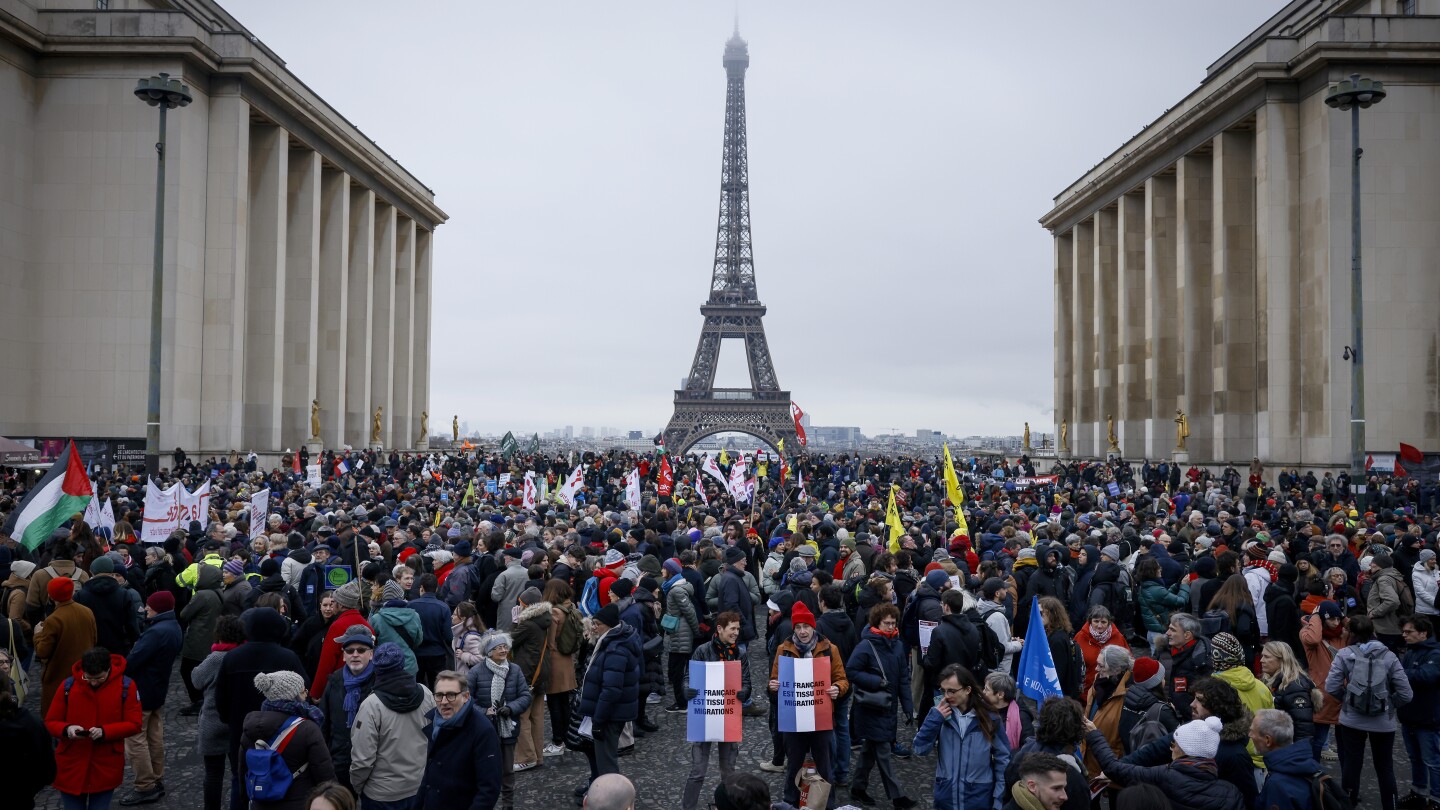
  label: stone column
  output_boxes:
[1213,130,1258,464]
[200,85,249,453]
[281,149,321,452]
[414,228,433,445]
[1256,99,1301,465]
[371,202,397,448]
[1054,231,1074,453]
[345,187,375,449]
[316,168,350,449]
[1177,153,1214,462]
[1145,174,1179,456]
[393,217,416,449]
[243,124,288,451]
[1071,221,1095,457]
[1117,191,1146,455]
[1094,209,1119,456]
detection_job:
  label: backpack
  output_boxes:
[1312,772,1354,810]
[62,674,133,714]
[841,573,867,615]
[1344,646,1392,717]
[1125,702,1171,753]
[437,564,476,608]
[966,608,1005,675]
[578,576,602,618]
[1199,609,1232,640]
[32,566,83,622]
[244,716,310,801]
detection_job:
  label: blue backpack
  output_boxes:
[579,576,602,618]
[244,716,309,801]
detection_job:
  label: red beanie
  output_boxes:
[1133,657,1165,690]
[147,591,175,613]
[791,602,815,628]
[47,576,74,603]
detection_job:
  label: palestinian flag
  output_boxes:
[3,441,93,550]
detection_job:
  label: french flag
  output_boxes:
[686,661,742,743]
[777,656,832,733]
[334,459,349,477]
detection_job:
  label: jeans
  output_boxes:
[681,741,739,810]
[360,797,416,810]
[1337,724,1397,810]
[60,791,114,810]
[853,738,903,800]
[1312,724,1331,761]
[782,730,835,808]
[1404,725,1440,798]
[829,694,851,780]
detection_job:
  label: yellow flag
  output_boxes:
[719,449,729,466]
[943,444,964,507]
[462,479,475,507]
[885,484,903,554]
[777,438,785,455]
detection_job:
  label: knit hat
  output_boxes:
[663,558,683,577]
[332,624,375,648]
[222,560,245,578]
[47,576,74,603]
[1210,632,1246,670]
[453,540,472,558]
[603,548,624,566]
[518,587,543,607]
[791,602,815,628]
[1317,600,1344,620]
[253,670,306,702]
[1173,716,1224,758]
[594,603,622,628]
[1016,548,1037,560]
[381,580,406,602]
[724,546,746,564]
[90,556,115,575]
[1101,544,1121,562]
[1277,563,1298,584]
[480,632,512,657]
[10,560,35,581]
[260,558,281,577]
[1132,657,1165,690]
[925,570,950,590]
[373,642,406,674]
[610,579,634,599]
[1267,549,1288,565]
[147,591,175,613]
[1422,549,1437,564]
[333,579,362,610]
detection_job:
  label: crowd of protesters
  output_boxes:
[0,446,1436,810]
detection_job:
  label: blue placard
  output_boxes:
[485,479,498,494]
[1107,482,1120,497]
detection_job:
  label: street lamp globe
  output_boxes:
[134,72,192,109]
[1325,73,1386,112]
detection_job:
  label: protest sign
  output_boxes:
[778,655,832,732]
[306,464,322,489]
[249,490,270,541]
[687,660,742,743]
[141,479,180,543]
[918,620,938,656]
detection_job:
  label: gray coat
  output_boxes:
[180,565,223,661]
[189,648,231,757]
[1325,639,1413,733]
[489,560,527,631]
[663,579,701,656]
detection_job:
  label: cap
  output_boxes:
[333,624,376,648]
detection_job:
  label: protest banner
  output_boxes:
[141,479,180,543]
[918,620,938,656]
[778,655,832,732]
[686,660,742,743]
[306,464,322,489]
[178,480,211,528]
[249,490,270,541]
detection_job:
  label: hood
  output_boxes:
[1092,561,1120,586]
[376,607,421,630]
[517,600,553,626]
[374,668,426,713]
[1077,545,1100,576]
[1215,665,1269,698]
[196,563,222,592]
[258,575,288,594]
[241,606,292,643]
[82,575,120,597]
[599,620,638,648]
[1264,740,1321,777]
[69,652,128,683]
[1220,709,1253,743]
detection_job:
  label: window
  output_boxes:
[96,0,109,8]
[1402,0,1417,15]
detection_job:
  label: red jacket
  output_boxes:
[44,654,141,795]
[310,610,374,697]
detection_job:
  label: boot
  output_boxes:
[635,710,659,733]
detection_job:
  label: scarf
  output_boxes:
[1088,621,1114,645]
[871,627,900,640]
[432,698,471,742]
[662,572,684,597]
[485,657,516,737]
[1009,780,1047,810]
[1005,699,1023,750]
[713,639,739,662]
[791,633,818,658]
[262,698,325,726]
[210,642,240,653]
[342,662,374,727]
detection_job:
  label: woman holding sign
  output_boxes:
[769,601,848,809]
[845,603,917,808]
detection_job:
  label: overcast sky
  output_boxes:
[240,0,1278,439]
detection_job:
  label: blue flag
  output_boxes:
[1017,597,1064,703]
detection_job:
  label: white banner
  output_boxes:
[727,460,749,500]
[558,464,585,508]
[249,490,270,541]
[305,464,322,489]
[700,455,728,490]
[625,468,642,511]
[177,480,211,529]
[522,472,537,510]
[141,479,181,543]
[499,473,512,487]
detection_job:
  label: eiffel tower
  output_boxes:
[663,26,797,455]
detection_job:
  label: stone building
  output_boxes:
[1041,0,1440,468]
[0,0,446,459]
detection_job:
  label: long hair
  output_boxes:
[1207,574,1252,627]
[1039,596,1072,635]
[1260,641,1307,692]
[939,664,996,741]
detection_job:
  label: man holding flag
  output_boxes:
[680,611,750,810]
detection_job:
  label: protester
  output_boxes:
[178,563,223,715]
[1259,641,1315,747]
[913,663,1010,810]
[1003,752,1070,810]
[190,615,246,810]
[238,670,336,809]
[44,647,142,810]
[576,602,641,795]
[1326,614,1413,809]
[846,602,916,808]
[770,600,847,808]
[1250,709,1320,810]
[0,676,56,810]
[118,591,183,806]
[1081,714,1245,810]
[1075,604,1128,695]
[1400,614,1440,810]
[418,669,502,810]
[543,578,582,757]
[34,574,97,716]
[350,642,435,809]
[509,585,552,772]
[680,611,750,810]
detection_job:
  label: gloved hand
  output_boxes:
[497,705,513,718]
[684,688,698,701]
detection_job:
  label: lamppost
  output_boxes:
[134,72,191,477]
[1325,73,1385,511]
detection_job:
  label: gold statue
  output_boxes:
[1060,419,1069,452]
[452,415,459,443]
[309,399,322,441]
[419,411,429,444]
[1106,414,1119,453]
[1022,422,1031,452]
[1174,409,1190,451]
[371,405,383,444]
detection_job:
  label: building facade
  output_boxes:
[1041,0,1440,468]
[0,0,446,457]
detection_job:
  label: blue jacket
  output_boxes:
[409,594,454,660]
[846,629,913,742]
[577,622,642,724]
[912,705,1011,810]
[1402,639,1440,731]
[1258,741,1321,810]
[419,702,501,810]
[125,610,183,710]
[465,660,531,742]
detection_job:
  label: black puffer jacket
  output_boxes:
[1268,673,1316,741]
[1118,685,1181,755]
[1086,730,1246,810]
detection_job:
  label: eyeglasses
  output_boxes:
[434,691,464,702]
[82,671,110,684]
[343,647,372,655]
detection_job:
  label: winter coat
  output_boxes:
[546,603,582,694]
[1264,584,1304,663]
[418,702,502,810]
[467,659,531,742]
[26,560,89,618]
[245,573,306,622]
[215,608,307,753]
[846,628,913,742]
[577,621,643,724]
[453,624,486,679]
[816,608,858,664]
[1267,673,1316,741]
[1402,639,1440,731]
[370,606,423,675]
[43,653,141,796]
[510,600,552,693]
[73,575,141,655]
[1258,741,1322,810]
[1083,730,1245,810]
[714,565,756,643]
[1299,613,1347,726]
[180,564,223,661]
[33,598,97,717]
[922,612,982,685]
[1414,565,1440,616]
[125,610,183,710]
[349,671,436,801]
[912,705,1011,810]
[220,579,251,617]
[1082,673,1129,778]
[1326,639,1413,733]
[663,578,701,656]
[189,648,232,757]
[1242,565,1273,637]
[1166,636,1212,721]
[1075,624,1129,694]
[0,702,56,805]
[311,609,373,697]
[770,635,851,700]
[1105,712,1259,807]
[902,583,945,649]
[1118,684,1180,755]
[687,638,752,702]
[1368,567,1408,635]
[1048,628,1083,700]
[489,561,528,631]
[1003,741,1088,810]
[1138,577,1189,634]
[239,710,336,810]
[409,593,454,661]
[319,664,374,780]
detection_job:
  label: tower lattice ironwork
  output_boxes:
[664,27,796,455]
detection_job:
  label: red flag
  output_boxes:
[791,402,807,447]
[292,452,302,475]
[1400,443,1424,464]
[658,456,674,498]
